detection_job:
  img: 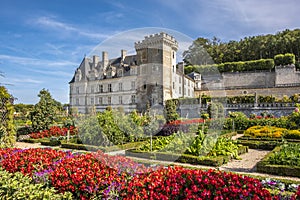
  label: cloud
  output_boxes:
[154,0,300,40]
[33,16,110,40]
[0,54,78,68]
[11,78,43,84]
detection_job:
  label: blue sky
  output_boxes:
[0,0,299,104]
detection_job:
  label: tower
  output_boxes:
[134,32,178,111]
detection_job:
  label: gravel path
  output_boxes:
[219,149,270,172]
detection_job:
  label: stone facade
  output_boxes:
[69,33,195,113]
[196,64,300,98]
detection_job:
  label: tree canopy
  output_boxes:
[30,89,62,132]
[183,29,300,68]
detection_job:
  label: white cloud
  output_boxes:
[154,0,300,40]
[33,16,110,40]
[0,54,78,68]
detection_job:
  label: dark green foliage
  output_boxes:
[164,100,179,123]
[30,89,60,132]
[184,29,300,65]
[208,102,224,119]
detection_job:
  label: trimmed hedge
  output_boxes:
[0,168,73,199]
[125,145,248,167]
[274,53,296,66]
[236,140,279,150]
[257,146,300,177]
[60,141,145,152]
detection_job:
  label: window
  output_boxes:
[131,95,136,104]
[119,83,123,91]
[76,87,79,94]
[108,84,112,92]
[179,77,181,84]
[108,96,111,105]
[179,87,181,95]
[76,98,79,105]
[91,86,94,93]
[131,81,135,90]
[119,96,123,104]
[172,51,175,59]
[173,65,175,72]
[130,67,137,75]
[107,71,112,78]
[173,82,175,89]
[118,69,123,77]
[188,89,190,96]
[91,97,94,105]
[184,88,186,95]
[99,97,103,105]
[188,80,190,86]
[99,85,103,93]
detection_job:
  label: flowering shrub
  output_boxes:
[244,125,300,139]
[29,126,77,139]
[157,119,203,136]
[120,166,273,199]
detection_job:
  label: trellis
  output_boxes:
[0,97,14,127]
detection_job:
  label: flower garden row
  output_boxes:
[0,148,299,199]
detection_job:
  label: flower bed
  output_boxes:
[0,148,299,199]
[29,126,77,139]
[257,144,300,177]
[244,125,300,139]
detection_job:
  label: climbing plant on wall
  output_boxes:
[0,86,15,148]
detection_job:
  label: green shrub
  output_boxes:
[0,168,73,199]
[274,53,296,66]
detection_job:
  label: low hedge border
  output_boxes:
[238,136,300,143]
[236,140,279,150]
[19,138,44,143]
[40,140,61,146]
[60,141,145,152]
[125,145,248,167]
[256,146,300,178]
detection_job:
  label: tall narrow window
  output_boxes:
[108,84,112,92]
[108,96,111,104]
[76,98,79,105]
[99,97,103,105]
[91,97,94,105]
[76,87,79,94]
[119,96,123,104]
[99,85,103,93]
[131,95,136,104]
[119,83,123,91]
[131,81,135,90]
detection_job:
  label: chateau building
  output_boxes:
[69,32,198,113]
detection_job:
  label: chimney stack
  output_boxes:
[93,55,99,67]
[121,49,127,61]
[102,51,108,69]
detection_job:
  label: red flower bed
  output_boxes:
[120,166,273,200]
[29,126,77,139]
[0,148,69,176]
[169,118,204,125]
[1,148,299,199]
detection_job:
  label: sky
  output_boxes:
[0,0,299,104]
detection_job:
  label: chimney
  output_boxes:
[102,51,108,69]
[121,49,127,61]
[93,55,99,67]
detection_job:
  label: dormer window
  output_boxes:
[107,71,112,78]
[118,69,123,77]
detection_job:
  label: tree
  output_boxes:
[164,100,179,123]
[30,89,60,132]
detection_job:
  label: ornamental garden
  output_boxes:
[1,85,300,199]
